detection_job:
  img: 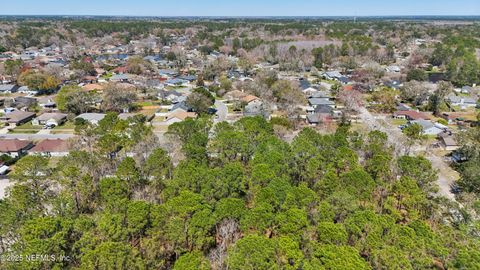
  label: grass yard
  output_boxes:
[53,121,75,130]
[14,122,42,130]
[51,130,75,134]
[9,129,38,134]
[389,118,408,126]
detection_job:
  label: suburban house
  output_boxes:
[159,69,178,78]
[164,111,197,125]
[14,96,37,108]
[0,111,36,125]
[244,99,270,119]
[440,113,463,125]
[396,103,412,111]
[29,139,70,157]
[446,94,478,109]
[241,95,260,104]
[323,71,343,80]
[38,98,56,109]
[0,139,33,158]
[169,102,192,114]
[224,90,248,103]
[158,90,184,104]
[310,91,334,99]
[32,113,68,126]
[323,71,350,84]
[437,133,459,151]
[0,84,19,94]
[302,87,320,97]
[75,113,106,125]
[308,97,336,108]
[410,119,445,135]
[17,86,37,95]
[110,74,130,82]
[393,110,430,121]
[165,78,188,87]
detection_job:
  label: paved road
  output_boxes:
[214,100,228,123]
[357,107,458,201]
[0,133,75,140]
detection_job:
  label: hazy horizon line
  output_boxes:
[0,14,479,19]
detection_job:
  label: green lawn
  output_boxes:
[389,118,408,126]
[54,121,75,130]
[9,129,38,134]
[136,101,160,107]
[51,130,75,134]
[14,122,42,130]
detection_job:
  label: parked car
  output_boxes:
[44,123,57,129]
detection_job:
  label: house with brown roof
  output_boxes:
[0,139,33,158]
[164,111,197,125]
[241,95,260,104]
[29,139,70,157]
[393,110,430,121]
[0,111,36,125]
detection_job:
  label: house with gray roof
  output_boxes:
[0,111,36,125]
[75,113,106,125]
[446,94,478,108]
[308,98,335,108]
[0,84,19,93]
[410,119,445,135]
[110,74,130,82]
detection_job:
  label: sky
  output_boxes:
[0,0,479,17]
